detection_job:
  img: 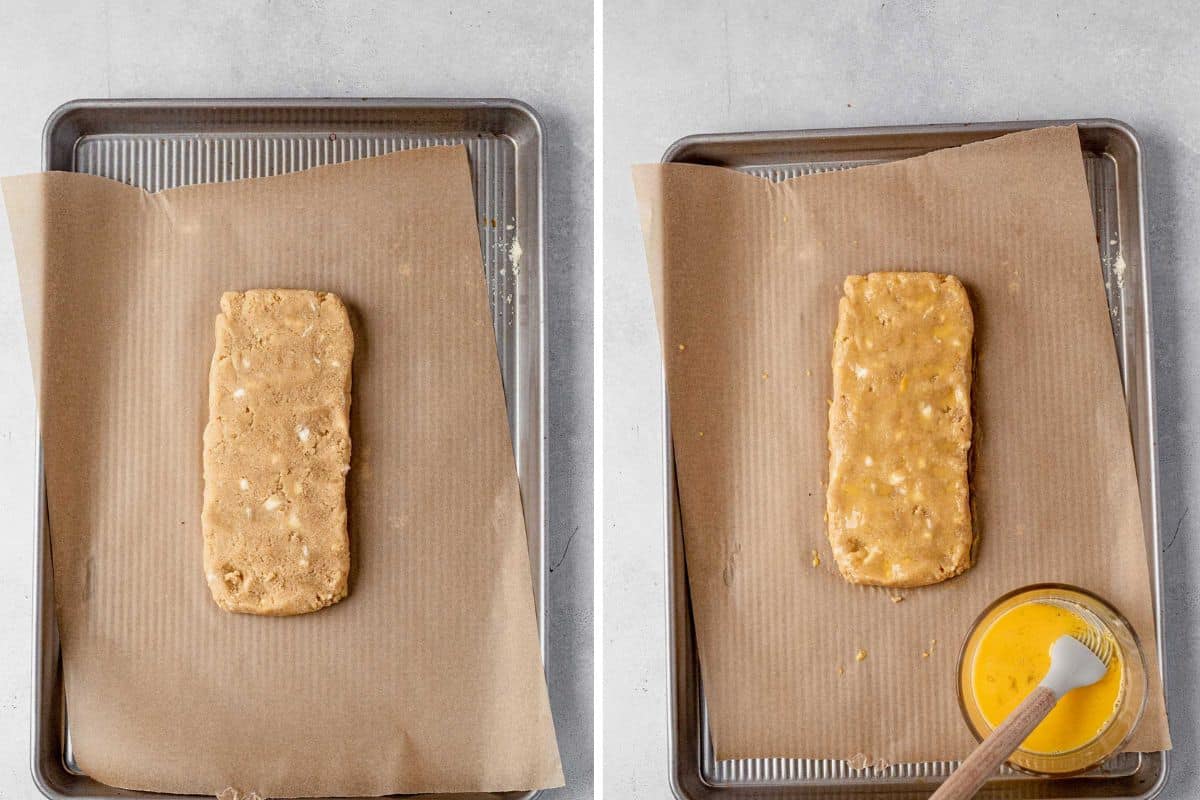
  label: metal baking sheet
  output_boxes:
[33,98,547,800]
[663,120,1168,800]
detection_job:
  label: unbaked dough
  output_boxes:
[826,272,973,587]
[201,290,353,615]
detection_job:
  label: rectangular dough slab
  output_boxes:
[826,272,973,587]
[202,290,353,615]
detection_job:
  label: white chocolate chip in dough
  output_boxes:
[263,495,283,512]
[239,478,249,491]
[296,425,311,443]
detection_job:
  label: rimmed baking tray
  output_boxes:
[33,98,546,800]
[663,120,1168,800]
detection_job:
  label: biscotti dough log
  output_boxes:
[826,272,974,588]
[202,290,353,615]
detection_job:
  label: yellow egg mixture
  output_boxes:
[971,602,1123,754]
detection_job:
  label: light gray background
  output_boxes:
[0,1,592,798]
[604,1,1197,797]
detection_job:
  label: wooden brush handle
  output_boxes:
[930,686,1057,800]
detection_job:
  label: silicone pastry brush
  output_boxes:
[932,628,1114,800]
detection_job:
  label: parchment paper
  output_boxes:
[634,125,1170,763]
[3,146,563,796]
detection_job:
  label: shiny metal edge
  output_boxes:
[34,97,547,800]
[661,119,1168,799]
[1126,123,1171,800]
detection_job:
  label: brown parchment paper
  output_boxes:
[634,126,1170,763]
[3,146,563,796]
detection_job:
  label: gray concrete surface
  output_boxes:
[0,2,592,797]
[603,1,1199,797]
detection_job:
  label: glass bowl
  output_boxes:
[956,584,1147,776]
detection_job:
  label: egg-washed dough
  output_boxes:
[826,272,974,587]
[202,290,353,615]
